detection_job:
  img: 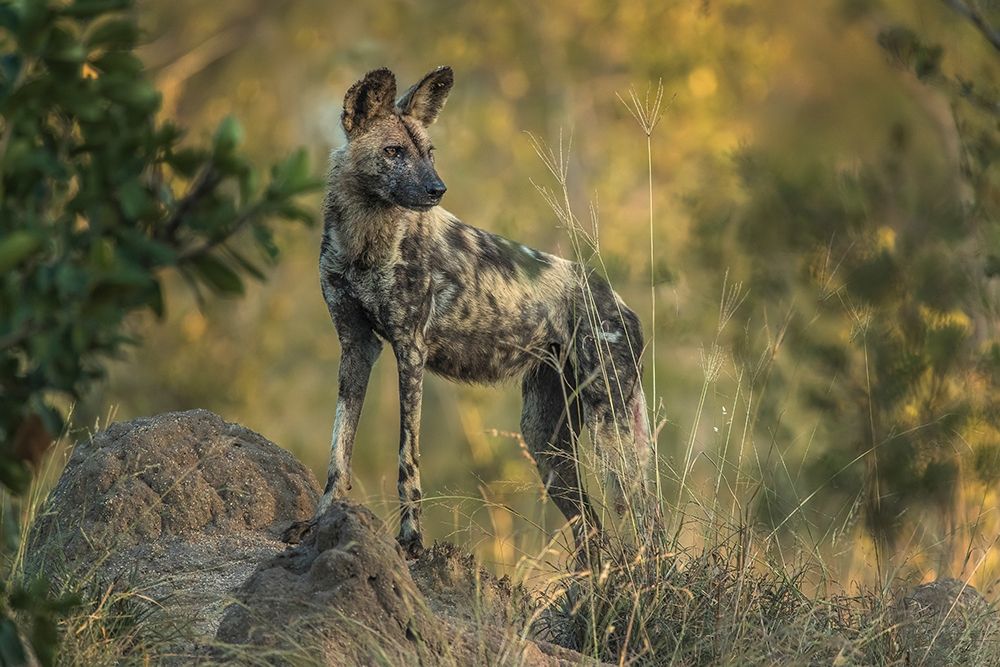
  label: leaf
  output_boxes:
[253,225,279,260]
[212,151,247,178]
[60,85,103,121]
[29,611,59,667]
[224,246,266,281]
[85,17,137,50]
[93,264,150,289]
[0,54,23,98]
[270,148,317,195]
[154,120,182,146]
[91,50,143,75]
[166,147,207,177]
[118,179,152,219]
[0,78,43,118]
[85,282,146,315]
[213,116,243,154]
[44,25,85,63]
[0,5,21,33]
[0,617,28,667]
[0,231,44,274]
[15,2,52,55]
[277,202,315,225]
[62,0,132,19]
[190,254,244,296]
[238,166,259,204]
[0,458,31,495]
[99,75,159,112]
[115,228,176,266]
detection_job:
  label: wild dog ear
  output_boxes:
[342,68,397,137]
[397,66,453,127]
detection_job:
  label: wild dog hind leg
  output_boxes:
[521,359,603,565]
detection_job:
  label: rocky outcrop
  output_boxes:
[216,500,592,666]
[216,500,447,664]
[27,409,319,640]
[896,578,998,665]
[27,410,597,665]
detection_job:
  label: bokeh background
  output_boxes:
[78,0,999,586]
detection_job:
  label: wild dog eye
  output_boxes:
[383,146,402,158]
[428,147,435,162]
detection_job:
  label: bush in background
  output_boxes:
[0,0,319,662]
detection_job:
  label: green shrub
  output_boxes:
[0,0,320,662]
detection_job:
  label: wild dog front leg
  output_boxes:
[318,332,382,512]
[394,340,427,558]
[282,328,381,544]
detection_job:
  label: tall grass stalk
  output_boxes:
[618,82,668,513]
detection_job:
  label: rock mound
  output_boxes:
[216,500,447,664]
[410,541,530,631]
[897,578,997,664]
[27,411,596,665]
[28,409,320,638]
[217,500,594,666]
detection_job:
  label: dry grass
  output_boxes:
[519,517,1000,665]
[510,120,1000,666]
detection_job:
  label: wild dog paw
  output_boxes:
[397,533,425,560]
[281,519,316,544]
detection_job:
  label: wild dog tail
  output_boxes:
[588,378,653,518]
[629,382,663,538]
[630,383,653,471]
[573,273,654,513]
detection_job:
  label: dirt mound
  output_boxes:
[26,411,599,665]
[30,409,318,553]
[216,500,597,666]
[896,578,998,664]
[27,409,320,639]
[410,541,531,630]
[216,500,446,664]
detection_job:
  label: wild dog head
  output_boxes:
[340,66,453,211]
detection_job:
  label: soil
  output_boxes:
[27,410,603,666]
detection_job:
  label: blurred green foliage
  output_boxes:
[0,0,319,661]
[0,576,78,667]
[688,4,999,562]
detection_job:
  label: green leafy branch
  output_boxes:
[0,0,322,662]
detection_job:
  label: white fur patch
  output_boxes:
[431,270,458,318]
[597,329,623,343]
[328,402,347,477]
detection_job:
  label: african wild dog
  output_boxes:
[282,66,653,559]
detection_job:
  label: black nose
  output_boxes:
[427,182,446,198]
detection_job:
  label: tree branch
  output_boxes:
[941,0,1000,53]
[161,167,221,243]
[175,206,260,262]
